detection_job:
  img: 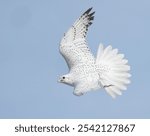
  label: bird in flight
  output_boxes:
[58,8,131,98]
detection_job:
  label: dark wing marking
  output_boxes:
[59,8,95,70]
[60,7,95,45]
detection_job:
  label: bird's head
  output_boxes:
[58,74,74,86]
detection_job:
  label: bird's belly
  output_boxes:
[73,66,100,88]
[74,77,100,95]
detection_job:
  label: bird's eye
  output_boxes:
[62,76,65,79]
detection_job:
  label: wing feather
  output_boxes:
[59,8,95,70]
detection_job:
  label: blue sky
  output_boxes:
[0,0,150,118]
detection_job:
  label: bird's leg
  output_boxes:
[103,84,114,88]
[98,74,114,88]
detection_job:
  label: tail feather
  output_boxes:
[106,86,122,98]
[100,80,116,98]
[96,43,104,62]
[101,45,112,58]
[109,72,131,78]
[107,72,130,84]
[101,48,118,62]
[102,74,127,90]
[98,45,112,61]
[96,44,131,98]
[111,65,130,71]
[105,87,117,98]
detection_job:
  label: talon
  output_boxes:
[103,85,113,88]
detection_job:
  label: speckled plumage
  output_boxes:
[58,8,131,98]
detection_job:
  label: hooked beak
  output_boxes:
[57,78,62,83]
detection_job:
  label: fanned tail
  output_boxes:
[96,44,131,98]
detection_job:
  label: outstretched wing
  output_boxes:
[59,8,95,70]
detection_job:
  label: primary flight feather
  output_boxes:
[58,8,131,98]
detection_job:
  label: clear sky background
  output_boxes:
[0,0,150,118]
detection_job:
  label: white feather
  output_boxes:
[59,8,131,98]
[96,45,130,97]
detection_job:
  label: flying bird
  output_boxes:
[58,8,131,98]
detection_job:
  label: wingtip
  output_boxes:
[89,16,94,21]
[89,11,95,17]
[89,7,93,11]
[84,7,93,15]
